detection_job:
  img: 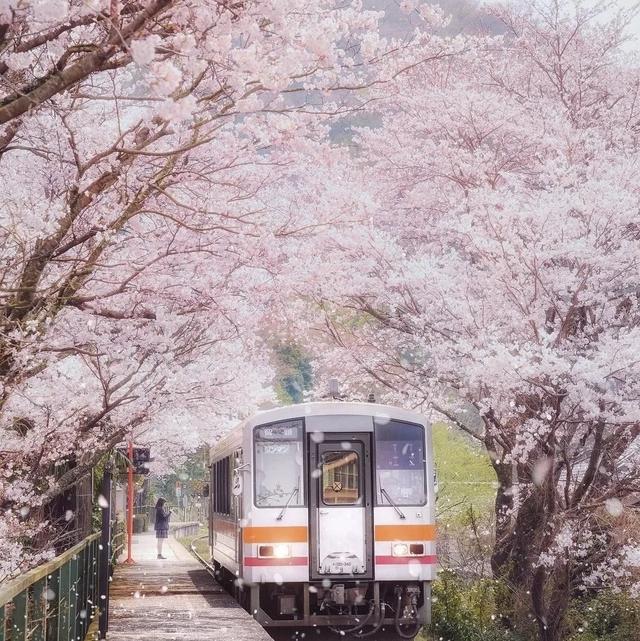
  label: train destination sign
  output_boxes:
[256,420,302,441]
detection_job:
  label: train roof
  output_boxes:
[209,401,428,460]
[248,401,427,426]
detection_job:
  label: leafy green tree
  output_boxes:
[273,343,313,404]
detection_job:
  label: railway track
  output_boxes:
[187,535,423,641]
[189,533,217,576]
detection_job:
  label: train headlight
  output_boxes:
[392,543,409,557]
[274,544,291,558]
[391,542,425,557]
[259,544,291,558]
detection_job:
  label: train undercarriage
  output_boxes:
[215,562,429,639]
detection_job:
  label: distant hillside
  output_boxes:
[364,0,503,37]
[327,1,503,143]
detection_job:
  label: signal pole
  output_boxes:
[124,440,135,565]
[98,461,112,638]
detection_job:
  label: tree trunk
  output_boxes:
[532,564,570,641]
[490,459,550,637]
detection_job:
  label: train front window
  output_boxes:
[321,451,361,505]
[375,420,426,506]
[254,420,304,508]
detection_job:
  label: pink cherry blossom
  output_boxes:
[0,0,444,583]
[131,36,160,66]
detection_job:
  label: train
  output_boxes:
[206,401,436,638]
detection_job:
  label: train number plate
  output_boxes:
[328,560,351,574]
[320,552,364,575]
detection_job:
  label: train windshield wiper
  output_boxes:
[276,487,299,521]
[380,487,406,519]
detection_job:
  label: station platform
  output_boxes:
[107,532,272,641]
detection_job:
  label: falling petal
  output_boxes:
[532,458,552,486]
[604,498,624,517]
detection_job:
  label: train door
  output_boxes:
[309,433,373,580]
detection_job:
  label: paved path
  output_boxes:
[107,532,271,641]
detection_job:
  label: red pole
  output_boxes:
[124,440,135,564]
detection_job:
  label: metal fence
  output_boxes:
[170,521,201,539]
[110,521,125,566]
[0,533,101,641]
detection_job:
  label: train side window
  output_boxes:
[212,457,232,516]
[214,460,220,513]
[211,462,220,513]
[321,451,361,505]
[214,460,219,513]
[223,457,230,515]
[212,461,217,513]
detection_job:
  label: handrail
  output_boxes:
[0,533,100,606]
[111,521,126,562]
[169,520,200,530]
[170,521,201,538]
[0,532,102,641]
[111,528,126,564]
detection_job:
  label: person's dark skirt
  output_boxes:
[156,529,169,539]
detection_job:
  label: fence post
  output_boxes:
[12,591,26,640]
[99,463,112,639]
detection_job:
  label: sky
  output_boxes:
[367,0,640,50]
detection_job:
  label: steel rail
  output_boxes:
[189,534,217,577]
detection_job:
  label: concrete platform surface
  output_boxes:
[107,532,271,641]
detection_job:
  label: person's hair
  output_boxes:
[155,497,166,509]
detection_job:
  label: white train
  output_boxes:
[207,402,436,638]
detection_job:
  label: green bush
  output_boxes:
[566,592,640,641]
[426,574,640,641]
[428,569,524,641]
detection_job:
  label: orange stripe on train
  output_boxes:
[242,526,308,543]
[375,524,436,541]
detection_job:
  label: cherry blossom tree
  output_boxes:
[0,0,455,580]
[286,2,640,639]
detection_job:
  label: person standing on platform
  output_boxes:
[154,497,171,559]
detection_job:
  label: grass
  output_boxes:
[177,526,209,560]
[432,422,497,523]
